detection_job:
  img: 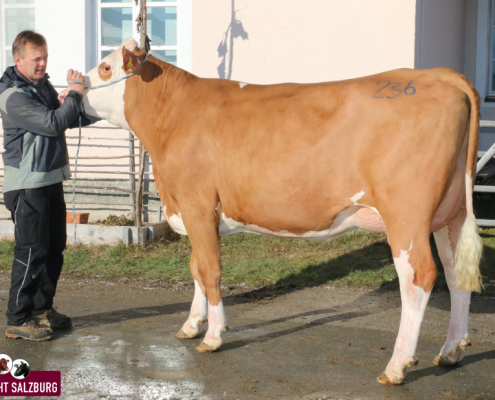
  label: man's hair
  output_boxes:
[12,30,47,58]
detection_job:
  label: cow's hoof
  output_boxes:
[459,338,471,351]
[405,358,419,368]
[377,371,404,385]
[433,352,464,366]
[195,340,221,353]
[175,327,199,340]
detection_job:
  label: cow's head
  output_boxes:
[83,38,145,129]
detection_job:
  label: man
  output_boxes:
[0,30,97,341]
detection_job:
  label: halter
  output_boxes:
[67,54,150,89]
[67,53,150,244]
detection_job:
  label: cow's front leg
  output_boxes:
[433,211,471,366]
[378,234,437,385]
[176,252,208,339]
[181,207,228,353]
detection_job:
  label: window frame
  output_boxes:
[0,0,36,72]
[485,0,495,100]
[96,0,184,68]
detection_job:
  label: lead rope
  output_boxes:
[67,54,150,244]
[72,113,82,244]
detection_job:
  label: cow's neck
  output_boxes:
[124,57,195,163]
[84,80,131,129]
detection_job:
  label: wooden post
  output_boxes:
[128,131,136,218]
[140,0,147,51]
[134,0,149,228]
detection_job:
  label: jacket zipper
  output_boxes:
[31,142,36,172]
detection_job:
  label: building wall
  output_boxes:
[417,0,466,72]
[34,0,95,87]
[193,0,418,84]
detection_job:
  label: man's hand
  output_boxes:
[67,69,85,94]
[58,88,70,104]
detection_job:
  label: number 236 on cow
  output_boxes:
[372,80,417,99]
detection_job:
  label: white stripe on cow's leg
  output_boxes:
[176,279,208,340]
[378,239,436,385]
[179,205,228,353]
[433,214,472,366]
[177,252,208,339]
[196,300,228,352]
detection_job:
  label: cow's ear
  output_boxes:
[121,47,141,75]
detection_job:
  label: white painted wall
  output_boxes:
[192,0,418,84]
[34,0,95,87]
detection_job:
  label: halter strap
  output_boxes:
[67,54,150,90]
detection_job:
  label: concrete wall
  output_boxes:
[416,0,466,72]
[193,0,418,84]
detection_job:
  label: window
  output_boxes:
[0,0,35,72]
[98,0,178,66]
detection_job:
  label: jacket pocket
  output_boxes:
[15,195,41,248]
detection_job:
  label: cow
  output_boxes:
[79,38,483,385]
[13,361,29,378]
[0,358,9,372]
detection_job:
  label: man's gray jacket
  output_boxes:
[0,66,94,193]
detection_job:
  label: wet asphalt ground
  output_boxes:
[0,272,494,400]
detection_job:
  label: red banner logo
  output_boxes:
[0,371,61,396]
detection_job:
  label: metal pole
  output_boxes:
[136,143,147,227]
[128,131,136,218]
[134,0,149,228]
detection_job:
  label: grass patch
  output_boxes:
[1,228,495,291]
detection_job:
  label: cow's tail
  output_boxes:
[441,69,483,292]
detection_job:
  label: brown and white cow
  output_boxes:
[81,38,483,385]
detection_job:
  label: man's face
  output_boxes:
[14,43,48,83]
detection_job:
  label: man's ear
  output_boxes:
[121,47,141,75]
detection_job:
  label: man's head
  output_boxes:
[12,30,48,83]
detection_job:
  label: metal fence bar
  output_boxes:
[69,155,137,160]
[0,134,137,141]
[68,170,152,175]
[129,131,137,217]
[474,185,495,193]
[60,183,158,196]
[475,120,495,227]
[0,127,161,226]
[67,202,153,207]
[480,120,495,128]
[65,136,138,141]
[0,168,152,176]
[476,219,495,227]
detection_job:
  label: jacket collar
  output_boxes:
[0,66,50,92]
[14,66,50,87]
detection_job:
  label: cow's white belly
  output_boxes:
[163,204,385,240]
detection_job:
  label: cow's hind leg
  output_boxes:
[433,209,471,365]
[378,231,437,385]
[176,252,208,339]
[179,206,228,353]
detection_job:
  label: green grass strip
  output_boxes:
[0,228,494,291]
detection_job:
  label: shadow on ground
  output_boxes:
[69,233,495,337]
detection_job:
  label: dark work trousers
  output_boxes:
[4,183,67,326]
